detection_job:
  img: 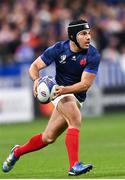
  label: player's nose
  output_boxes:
[86,34,91,40]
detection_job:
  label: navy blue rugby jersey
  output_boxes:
[40,40,101,102]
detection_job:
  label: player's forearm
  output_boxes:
[29,57,47,81]
[29,63,40,81]
[61,81,91,94]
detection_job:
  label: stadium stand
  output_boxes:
[0,0,125,118]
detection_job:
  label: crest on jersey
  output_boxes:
[59,55,66,64]
[80,59,87,66]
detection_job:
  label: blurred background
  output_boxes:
[0,0,125,123]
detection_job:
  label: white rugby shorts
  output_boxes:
[51,94,83,109]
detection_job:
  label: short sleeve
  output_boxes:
[40,43,59,66]
[84,53,101,74]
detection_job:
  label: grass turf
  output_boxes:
[0,113,125,179]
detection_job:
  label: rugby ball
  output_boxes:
[37,76,57,104]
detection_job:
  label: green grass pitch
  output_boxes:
[0,113,125,179]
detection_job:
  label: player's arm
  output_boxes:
[29,56,47,81]
[55,71,96,96]
[29,43,59,97]
[29,56,47,97]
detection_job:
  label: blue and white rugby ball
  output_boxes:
[37,76,57,104]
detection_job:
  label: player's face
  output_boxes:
[77,29,91,49]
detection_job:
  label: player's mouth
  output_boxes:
[85,42,90,47]
[86,41,90,45]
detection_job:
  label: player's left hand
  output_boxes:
[52,85,64,100]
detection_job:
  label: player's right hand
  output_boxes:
[33,78,40,97]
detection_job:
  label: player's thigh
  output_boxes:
[42,108,68,143]
[57,96,82,128]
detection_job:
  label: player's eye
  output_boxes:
[81,31,87,35]
[80,31,90,36]
[88,31,91,35]
[84,32,86,36]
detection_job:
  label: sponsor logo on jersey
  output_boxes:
[71,56,76,61]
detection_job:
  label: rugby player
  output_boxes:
[2,19,100,176]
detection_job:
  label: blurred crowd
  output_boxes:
[0,0,125,71]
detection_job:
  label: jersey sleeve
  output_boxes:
[84,53,101,74]
[40,43,60,66]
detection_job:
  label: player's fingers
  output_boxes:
[34,91,38,97]
[33,90,36,97]
[51,90,60,100]
[51,85,64,100]
[51,94,58,100]
[33,85,37,97]
[55,86,64,95]
[33,79,39,97]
